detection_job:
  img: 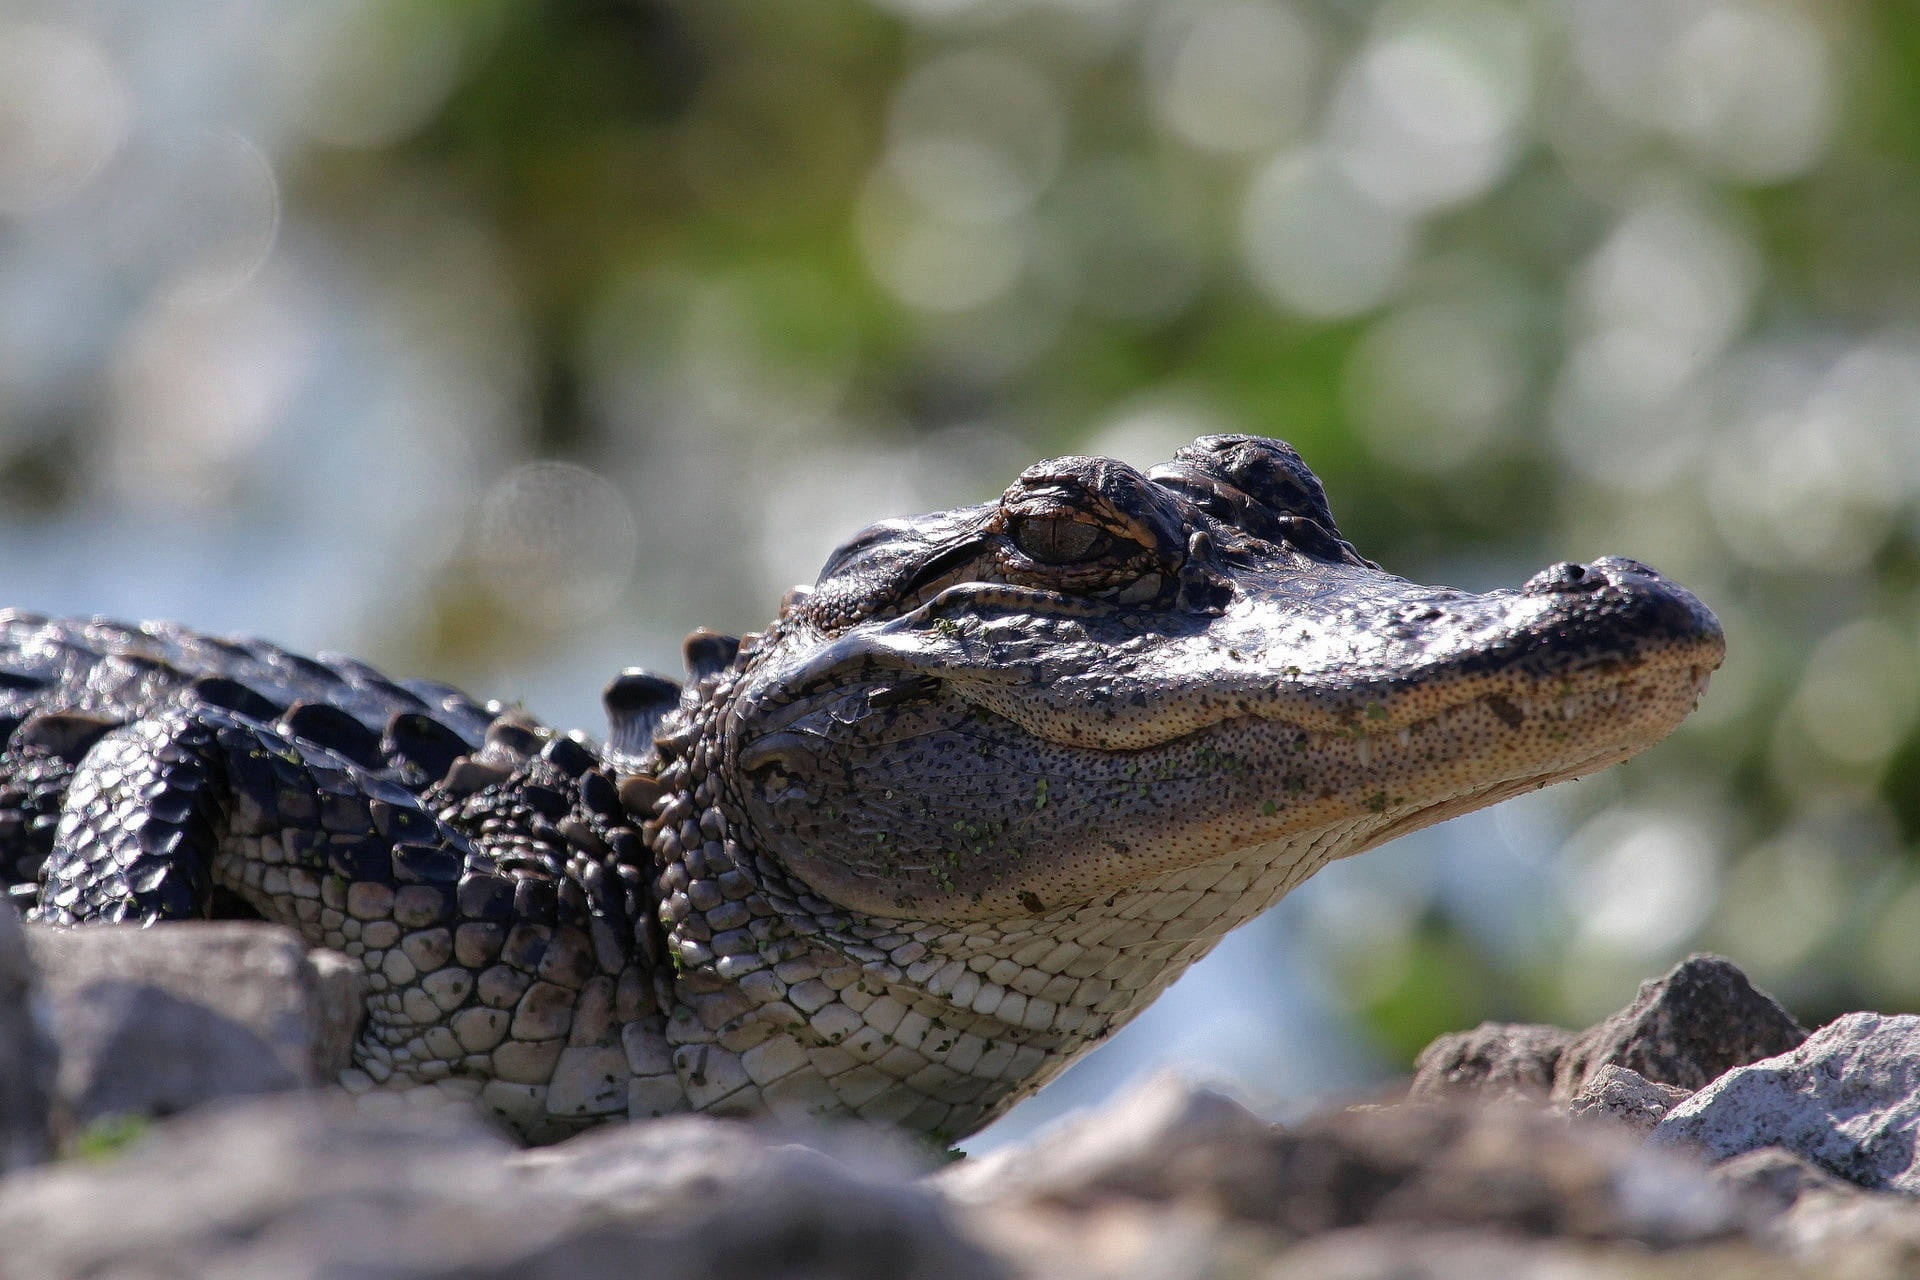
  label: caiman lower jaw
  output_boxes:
[890,647,1719,924]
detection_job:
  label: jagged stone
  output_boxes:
[1567,1064,1694,1134]
[24,921,364,1129]
[1652,1012,1920,1193]
[1408,1021,1573,1102]
[1553,954,1806,1102]
[0,901,53,1173]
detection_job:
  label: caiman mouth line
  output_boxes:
[963,642,1722,762]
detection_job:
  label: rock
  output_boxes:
[24,920,364,1130]
[1651,1012,1920,1193]
[305,945,370,1078]
[1259,1101,1752,1248]
[1404,956,1804,1112]
[511,1115,1001,1280]
[513,1112,932,1215]
[13,941,1920,1279]
[1408,1021,1573,1102]
[0,901,53,1172]
[1567,1064,1694,1134]
[942,1076,1755,1252]
[0,1095,1007,1280]
[1553,954,1805,1102]
[1263,1225,1816,1279]
[0,1095,530,1280]
[519,1119,1004,1280]
[1769,1184,1920,1274]
[939,1071,1271,1206]
[1712,1147,1857,1212]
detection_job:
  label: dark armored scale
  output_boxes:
[0,436,1724,1142]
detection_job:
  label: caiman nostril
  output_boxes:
[1525,561,1602,594]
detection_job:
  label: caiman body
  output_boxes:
[0,436,1723,1142]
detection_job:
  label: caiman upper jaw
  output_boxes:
[866,548,1724,753]
[1327,553,1726,734]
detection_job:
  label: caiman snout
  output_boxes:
[1516,555,1725,673]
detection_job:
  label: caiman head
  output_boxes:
[685,434,1719,918]
[618,435,1722,1131]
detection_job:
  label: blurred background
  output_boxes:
[3,0,1917,1149]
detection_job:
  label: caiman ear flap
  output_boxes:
[682,630,740,682]
[602,668,681,773]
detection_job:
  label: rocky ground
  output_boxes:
[5,900,1920,1280]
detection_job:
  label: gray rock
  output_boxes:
[0,1094,1005,1280]
[25,920,363,1129]
[520,1125,1004,1280]
[0,900,53,1172]
[1769,1183,1920,1272]
[1567,1064,1694,1134]
[1409,1021,1573,1102]
[512,1116,1000,1280]
[0,1096,544,1280]
[943,1075,1753,1251]
[1652,1011,1920,1193]
[1553,954,1806,1102]
[1263,1225,1809,1279]
[304,945,369,1077]
[940,1071,1271,1206]
[514,1112,937,1218]
[1712,1147,1857,1212]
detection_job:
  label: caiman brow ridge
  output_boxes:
[0,434,1723,1143]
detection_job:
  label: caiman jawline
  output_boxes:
[957,638,1722,758]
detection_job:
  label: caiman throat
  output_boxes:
[1,435,1723,1142]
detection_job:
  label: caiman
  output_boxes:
[0,435,1723,1143]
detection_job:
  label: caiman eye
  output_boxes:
[1012,515,1112,565]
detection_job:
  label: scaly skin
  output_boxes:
[0,436,1724,1143]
